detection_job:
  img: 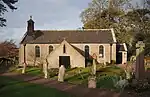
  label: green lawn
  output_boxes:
[12,65,125,89]
[14,67,43,76]
[0,76,74,97]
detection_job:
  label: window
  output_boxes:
[99,45,104,58]
[63,44,66,53]
[35,45,40,57]
[49,45,53,54]
[85,45,89,59]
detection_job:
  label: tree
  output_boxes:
[23,49,48,78]
[127,1,150,57]
[80,0,150,59]
[0,40,18,73]
[0,39,18,71]
[27,49,46,70]
[0,0,18,27]
[0,39,18,58]
[80,0,133,47]
[80,0,128,29]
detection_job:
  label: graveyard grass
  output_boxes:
[13,66,43,76]
[0,76,74,97]
[12,65,125,89]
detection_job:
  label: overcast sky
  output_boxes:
[0,0,142,45]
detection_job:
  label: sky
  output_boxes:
[0,0,142,45]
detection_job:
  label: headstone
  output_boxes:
[125,69,131,80]
[88,53,97,88]
[115,79,129,92]
[92,53,97,75]
[135,41,145,80]
[43,60,48,79]
[88,76,96,88]
[124,65,132,80]
[58,65,66,82]
[22,62,26,74]
[92,59,96,75]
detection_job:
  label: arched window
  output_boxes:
[85,45,89,59]
[49,45,53,54]
[99,45,104,58]
[35,45,40,57]
[63,44,66,53]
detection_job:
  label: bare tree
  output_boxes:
[23,49,48,78]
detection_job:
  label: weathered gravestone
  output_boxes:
[43,60,48,79]
[135,41,145,80]
[22,62,26,74]
[58,65,66,82]
[92,53,97,75]
[88,76,96,88]
[88,53,97,88]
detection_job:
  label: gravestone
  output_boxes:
[92,53,97,75]
[22,62,26,74]
[88,53,97,88]
[88,76,96,88]
[58,65,66,82]
[43,60,48,79]
[135,41,145,80]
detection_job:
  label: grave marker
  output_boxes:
[58,65,66,82]
[135,41,145,80]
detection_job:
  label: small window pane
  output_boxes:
[99,45,104,58]
[63,44,66,53]
[49,45,53,54]
[85,45,89,58]
[35,45,40,57]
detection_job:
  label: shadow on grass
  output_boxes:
[65,72,89,81]
[0,75,43,89]
[26,68,42,75]
[0,76,74,97]
[0,74,121,97]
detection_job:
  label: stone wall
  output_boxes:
[47,40,85,68]
[19,42,117,67]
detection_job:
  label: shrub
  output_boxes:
[105,62,110,66]
[48,68,59,78]
[114,79,129,92]
[111,60,116,64]
[96,75,119,89]
[147,68,150,70]
[134,80,150,93]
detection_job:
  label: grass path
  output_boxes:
[0,76,74,97]
[0,72,121,97]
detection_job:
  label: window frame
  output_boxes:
[99,45,104,58]
[49,45,53,54]
[63,44,66,54]
[85,45,90,59]
[35,45,40,58]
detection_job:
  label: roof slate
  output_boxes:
[21,29,115,44]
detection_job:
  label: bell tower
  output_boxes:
[27,16,34,34]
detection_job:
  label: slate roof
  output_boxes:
[21,29,116,44]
